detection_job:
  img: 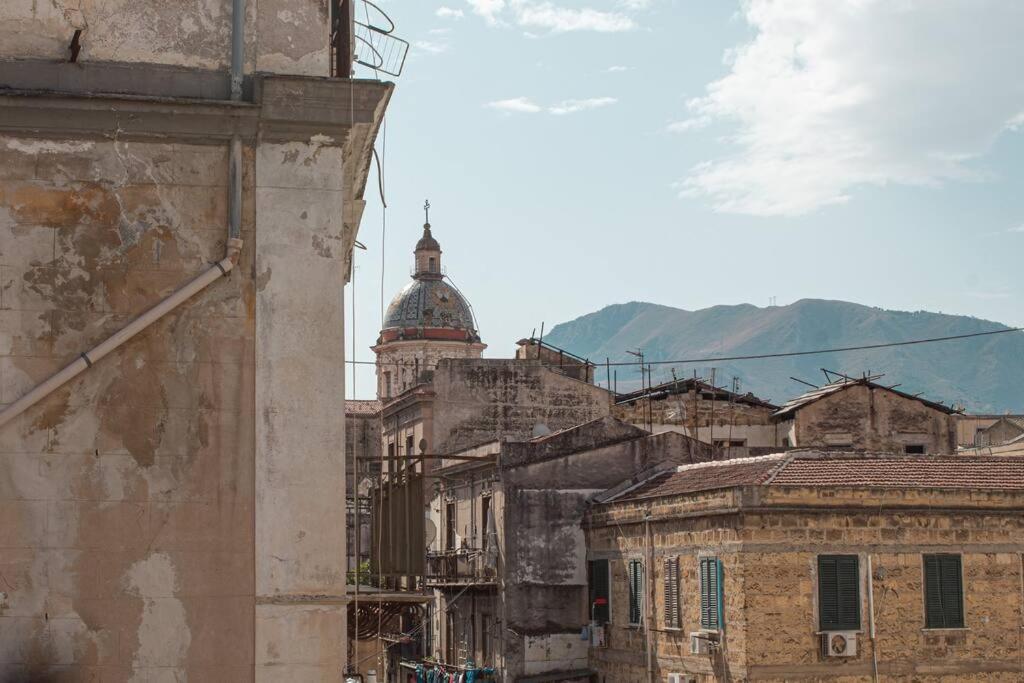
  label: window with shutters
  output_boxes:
[818,555,861,630]
[923,554,964,629]
[627,559,644,626]
[699,557,722,630]
[588,559,611,624]
[663,556,681,629]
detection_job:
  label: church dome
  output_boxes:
[377,211,481,345]
[380,278,480,343]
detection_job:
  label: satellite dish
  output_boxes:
[424,518,437,547]
[532,423,551,438]
[419,438,428,454]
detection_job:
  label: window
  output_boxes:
[406,434,415,456]
[818,555,860,630]
[699,557,722,630]
[384,371,392,398]
[429,257,436,272]
[904,444,926,454]
[588,559,610,624]
[924,554,964,628]
[481,613,492,662]
[481,496,492,551]
[663,556,681,629]
[627,559,644,625]
[445,502,457,551]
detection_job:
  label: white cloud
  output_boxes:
[414,40,449,55]
[515,3,635,32]
[678,0,1024,216]
[467,0,635,33]
[486,96,618,115]
[436,6,464,19]
[606,65,630,73]
[1008,224,1024,233]
[487,97,543,113]
[467,0,506,25]
[666,116,710,133]
[618,0,651,9]
[549,97,617,115]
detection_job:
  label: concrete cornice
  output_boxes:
[0,59,393,146]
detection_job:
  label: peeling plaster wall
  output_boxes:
[0,134,256,681]
[0,0,329,77]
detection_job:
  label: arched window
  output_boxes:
[428,257,436,272]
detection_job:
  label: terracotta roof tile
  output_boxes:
[345,399,382,416]
[770,454,1024,490]
[610,452,1024,502]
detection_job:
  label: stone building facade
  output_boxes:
[772,379,959,453]
[0,2,389,679]
[585,452,1024,682]
[612,378,780,450]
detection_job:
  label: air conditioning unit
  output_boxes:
[688,631,718,655]
[590,624,607,648]
[820,631,857,658]
[667,675,696,683]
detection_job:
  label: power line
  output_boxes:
[346,325,1023,369]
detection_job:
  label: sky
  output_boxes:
[346,0,1024,399]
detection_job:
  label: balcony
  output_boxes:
[425,549,498,586]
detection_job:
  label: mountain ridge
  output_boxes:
[543,299,1023,413]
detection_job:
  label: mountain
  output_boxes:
[542,299,1024,414]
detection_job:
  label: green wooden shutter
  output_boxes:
[700,558,720,630]
[663,556,680,628]
[628,560,643,625]
[588,560,610,624]
[924,555,964,628]
[818,555,860,630]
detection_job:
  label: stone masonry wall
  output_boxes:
[431,359,611,454]
[792,384,957,453]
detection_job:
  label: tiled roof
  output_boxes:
[768,454,1024,490]
[609,452,1024,502]
[345,399,382,416]
[772,379,957,419]
[614,454,788,500]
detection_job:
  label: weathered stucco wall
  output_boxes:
[0,0,330,76]
[0,134,256,681]
[791,385,957,453]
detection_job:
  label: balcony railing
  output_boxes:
[425,549,497,585]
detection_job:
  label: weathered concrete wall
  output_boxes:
[0,0,329,76]
[431,359,611,454]
[586,486,1024,682]
[789,385,957,453]
[0,134,256,680]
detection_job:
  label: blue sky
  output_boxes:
[346,0,1024,399]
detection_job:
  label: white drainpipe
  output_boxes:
[0,0,247,430]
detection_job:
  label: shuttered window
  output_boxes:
[818,555,861,630]
[588,559,611,624]
[924,554,964,629]
[663,556,681,629]
[699,557,722,630]
[628,559,644,625]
